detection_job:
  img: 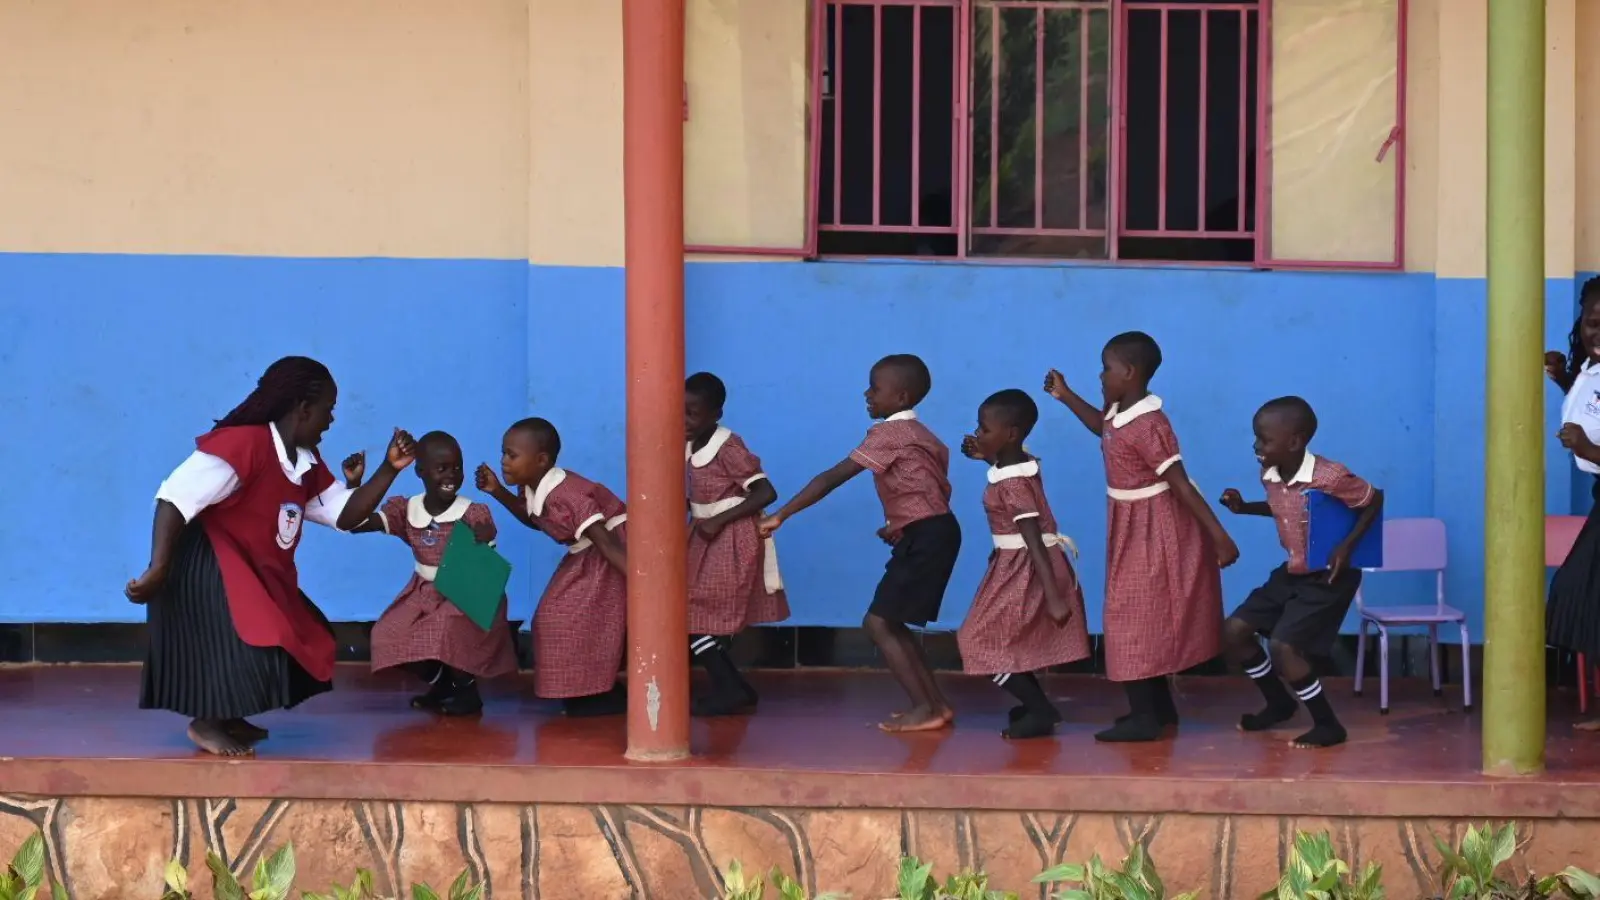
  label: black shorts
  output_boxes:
[1229,563,1362,656]
[870,512,962,627]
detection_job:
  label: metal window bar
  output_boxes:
[818,0,963,238]
[968,0,1112,247]
[1115,1,1260,242]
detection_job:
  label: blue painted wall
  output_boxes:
[3,253,1565,638]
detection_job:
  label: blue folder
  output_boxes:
[1306,489,1384,571]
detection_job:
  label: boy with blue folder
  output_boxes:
[1218,396,1384,748]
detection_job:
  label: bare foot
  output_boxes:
[879,706,954,733]
[187,719,255,757]
[223,719,270,744]
[1574,718,1600,732]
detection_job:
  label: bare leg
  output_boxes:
[187,718,254,757]
[865,615,952,732]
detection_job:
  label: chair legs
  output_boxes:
[1378,626,1391,715]
[1458,623,1472,712]
[1354,619,1370,696]
[1428,625,1442,696]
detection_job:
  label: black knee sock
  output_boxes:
[1095,678,1165,742]
[1239,647,1298,730]
[1287,674,1347,747]
[996,673,1059,738]
[691,635,751,693]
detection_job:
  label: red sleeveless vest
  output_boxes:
[194,426,338,681]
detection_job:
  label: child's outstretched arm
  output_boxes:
[696,477,778,539]
[1161,460,1240,567]
[760,458,864,535]
[583,520,627,573]
[1016,517,1071,624]
[475,464,540,531]
[335,429,416,531]
[1218,488,1273,517]
[1043,369,1106,437]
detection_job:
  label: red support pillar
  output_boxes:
[622,0,690,762]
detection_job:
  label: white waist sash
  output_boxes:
[414,562,438,581]
[569,514,629,555]
[1106,477,1200,502]
[690,496,784,593]
[991,531,1079,558]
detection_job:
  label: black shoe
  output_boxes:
[692,683,758,717]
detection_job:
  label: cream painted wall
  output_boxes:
[0,0,529,259]
[1578,0,1600,272]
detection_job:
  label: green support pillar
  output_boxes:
[1483,0,1546,776]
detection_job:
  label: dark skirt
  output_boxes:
[140,524,333,719]
[1548,478,1600,659]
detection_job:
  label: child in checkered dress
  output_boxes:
[477,417,629,717]
[1044,331,1239,743]
[1219,396,1382,748]
[957,389,1090,739]
[344,432,518,717]
[761,354,962,733]
[684,372,790,717]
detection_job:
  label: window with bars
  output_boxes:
[802,0,1405,267]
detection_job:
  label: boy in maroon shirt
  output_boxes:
[761,354,962,732]
[1219,396,1383,749]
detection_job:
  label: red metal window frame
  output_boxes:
[688,0,1406,270]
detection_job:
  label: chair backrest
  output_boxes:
[1372,517,1447,573]
[1546,515,1587,568]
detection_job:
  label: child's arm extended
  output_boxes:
[583,520,627,573]
[475,464,540,532]
[1218,488,1273,517]
[1017,517,1071,624]
[760,459,864,534]
[1043,369,1107,437]
[1161,460,1240,567]
[696,477,779,539]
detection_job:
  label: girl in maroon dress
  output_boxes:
[1044,332,1239,743]
[126,356,417,757]
[958,389,1091,739]
[477,417,629,716]
[345,432,519,716]
[684,372,789,717]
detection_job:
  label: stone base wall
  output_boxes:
[2,794,1594,899]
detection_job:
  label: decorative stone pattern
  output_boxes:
[2,794,1595,899]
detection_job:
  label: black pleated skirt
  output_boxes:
[140,524,333,719]
[1548,478,1600,659]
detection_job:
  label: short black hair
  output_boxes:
[685,371,727,409]
[508,417,562,461]
[415,431,461,460]
[980,388,1039,437]
[873,353,933,403]
[1105,331,1163,378]
[1256,396,1318,440]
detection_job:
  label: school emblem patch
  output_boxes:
[276,503,303,550]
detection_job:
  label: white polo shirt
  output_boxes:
[1561,361,1600,475]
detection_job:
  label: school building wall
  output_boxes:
[0,0,1592,639]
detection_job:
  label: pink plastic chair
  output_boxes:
[1544,515,1599,712]
[1353,518,1470,714]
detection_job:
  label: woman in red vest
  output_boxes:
[125,356,416,757]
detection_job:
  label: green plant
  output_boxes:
[1033,842,1197,900]
[1535,866,1600,899]
[723,860,768,900]
[409,870,484,900]
[940,869,1018,900]
[1261,831,1383,900]
[207,845,298,900]
[0,832,65,900]
[160,858,193,900]
[302,868,379,900]
[1433,823,1527,899]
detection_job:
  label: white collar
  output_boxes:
[884,410,919,423]
[525,467,567,516]
[987,459,1039,484]
[686,426,732,468]
[1263,452,1317,485]
[268,422,316,484]
[1105,394,1163,429]
[407,494,472,528]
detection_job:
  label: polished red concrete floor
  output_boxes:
[1,664,1596,817]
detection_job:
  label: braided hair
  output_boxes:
[215,356,335,429]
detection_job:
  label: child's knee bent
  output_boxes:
[1267,639,1307,669]
[1222,616,1258,648]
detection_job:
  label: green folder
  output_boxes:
[433,523,512,632]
